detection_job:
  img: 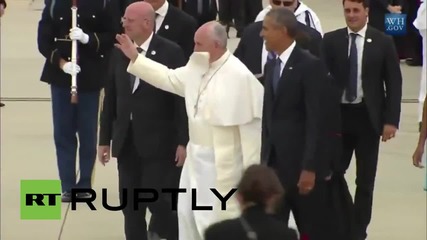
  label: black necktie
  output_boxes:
[272,57,282,95]
[267,51,276,64]
[130,47,143,88]
[154,13,159,32]
[346,33,358,102]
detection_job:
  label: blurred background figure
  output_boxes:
[405,0,423,66]
[217,0,245,38]
[412,95,427,191]
[367,0,401,32]
[413,0,426,131]
[0,0,6,108]
[204,165,298,240]
[243,0,263,25]
[0,0,5,17]
[183,0,217,27]
[255,0,323,35]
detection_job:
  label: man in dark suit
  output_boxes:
[139,1,196,238]
[118,0,197,60]
[260,8,337,240]
[234,19,322,83]
[98,2,188,240]
[37,0,117,202]
[184,0,217,27]
[320,0,402,239]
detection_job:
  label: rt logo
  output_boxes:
[20,180,62,220]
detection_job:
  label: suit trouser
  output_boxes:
[275,181,338,240]
[218,0,245,32]
[243,0,262,24]
[51,85,99,193]
[418,30,426,122]
[407,0,423,62]
[268,152,338,239]
[118,127,178,240]
[340,103,381,240]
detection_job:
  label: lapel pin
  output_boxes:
[151,50,156,55]
[367,38,372,43]
[165,25,169,30]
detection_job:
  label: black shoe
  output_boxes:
[0,103,5,107]
[406,58,422,66]
[76,192,92,199]
[61,192,72,202]
[147,231,161,240]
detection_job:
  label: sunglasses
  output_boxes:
[272,0,295,6]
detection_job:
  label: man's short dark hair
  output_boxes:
[265,8,299,38]
[342,0,370,8]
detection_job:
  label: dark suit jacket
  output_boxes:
[99,34,188,160]
[261,46,331,187]
[234,21,322,82]
[156,4,198,60]
[320,26,402,134]
[204,205,298,240]
[184,0,217,26]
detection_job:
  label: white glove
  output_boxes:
[62,62,81,75]
[69,27,89,44]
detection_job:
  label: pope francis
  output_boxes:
[115,21,264,240]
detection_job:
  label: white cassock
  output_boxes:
[127,50,263,240]
[414,1,426,123]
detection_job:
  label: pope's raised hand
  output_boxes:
[115,34,138,62]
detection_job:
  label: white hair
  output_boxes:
[210,22,228,49]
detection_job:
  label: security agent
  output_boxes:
[255,0,323,35]
[37,0,118,202]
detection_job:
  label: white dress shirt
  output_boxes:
[342,24,367,104]
[155,1,169,33]
[276,41,296,77]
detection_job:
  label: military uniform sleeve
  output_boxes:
[37,0,62,67]
[82,0,118,54]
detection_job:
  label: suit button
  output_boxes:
[100,55,104,58]
[59,17,63,20]
[92,15,96,18]
[77,14,80,17]
[68,57,71,61]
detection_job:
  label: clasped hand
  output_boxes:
[69,27,89,44]
[62,62,81,75]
